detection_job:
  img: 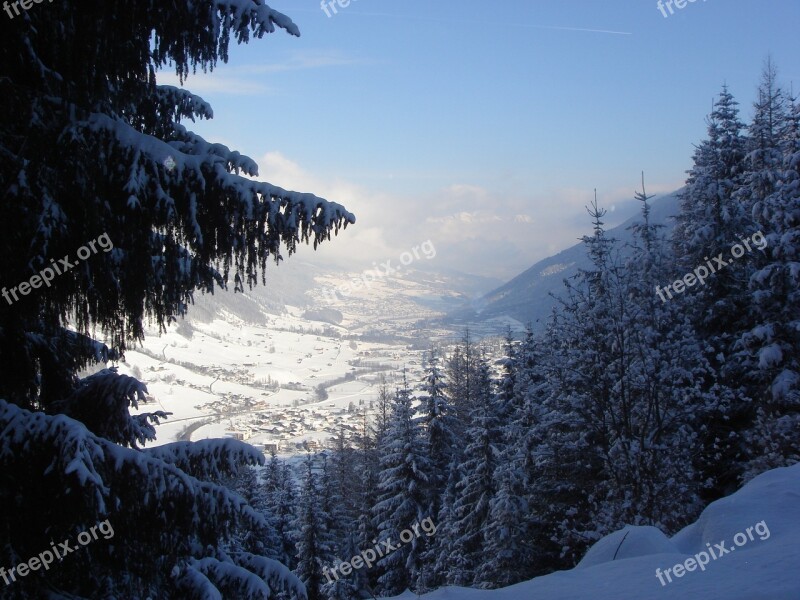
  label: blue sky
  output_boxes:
[160,0,800,282]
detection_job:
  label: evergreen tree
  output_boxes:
[0,1,352,597]
[672,85,754,498]
[262,452,299,571]
[737,82,800,480]
[617,180,712,528]
[372,371,430,596]
[674,84,750,336]
[295,453,333,600]
[355,410,381,593]
[418,347,456,521]
[480,328,548,586]
[373,375,393,448]
[446,330,480,437]
[431,453,460,587]
[416,347,456,591]
[0,400,306,599]
[320,448,361,600]
[738,58,789,216]
[224,463,282,562]
[537,197,619,566]
[448,356,500,587]
[539,187,721,570]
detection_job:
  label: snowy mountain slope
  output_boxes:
[445,190,683,331]
[388,462,800,600]
[185,256,499,339]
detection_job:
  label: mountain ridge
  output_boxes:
[445,189,684,331]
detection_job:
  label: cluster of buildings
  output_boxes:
[224,404,364,455]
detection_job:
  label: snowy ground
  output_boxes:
[116,264,500,456]
[121,308,419,453]
[388,463,800,600]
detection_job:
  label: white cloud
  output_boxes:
[156,72,274,95]
[249,152,683,281]
[156,50,365,96]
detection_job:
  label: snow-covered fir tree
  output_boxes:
[262,452,300,572]
[417,347,456,524]
[295,453,334,600]
[372,375,393,448]
[672,84,755,498]
[372,371,431,596]
[223,462,283,563]
[736,65,800,481]
[537,188,721,565]
[0,2,352,597]
[445,330,480,438]
[414,347,456,592]
[320,441,362,600]
[616,180,713,529]
[674,84,750,336]
[446,356,500,587]
[480,329,547,587]
[536,198,621,565]
[355,410,382,594]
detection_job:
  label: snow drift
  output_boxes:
[388,463,800,599]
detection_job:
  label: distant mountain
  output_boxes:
[181,251,503,343]
[181,260,322,325]
[445,189,683,331]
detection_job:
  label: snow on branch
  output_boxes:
[0,399,109,513]
[0,400,266,541]
[150,1,301,82]
[177,550,308,599]
[145,438,265,482]
[174,564,224,600]
[215,0,301,37]
[182,556,273,599]
[49,368,168,448]
[227,551,308,599]
[155,85,215,123]
[73,111,355,289]
[81,112,356,241]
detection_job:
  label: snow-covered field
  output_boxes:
[122,307,417,453]
[116,263,497,455]
[119,268,460,455]
[388,463,800,600]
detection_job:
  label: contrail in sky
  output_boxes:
[289,7,633,35]
[523,24,632,35]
